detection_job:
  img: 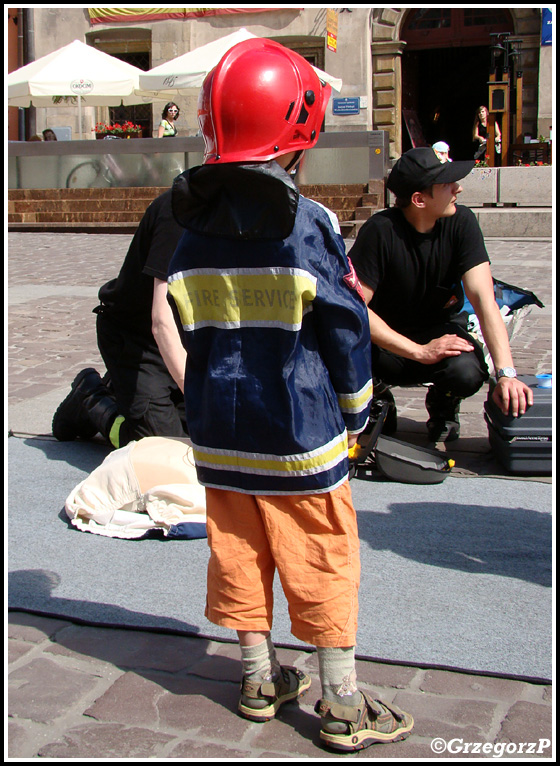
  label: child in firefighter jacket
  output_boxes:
[166,37,413,752]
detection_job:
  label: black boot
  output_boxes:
[425,386,462,442]
[372,380,398,435]
[52,368,119,442]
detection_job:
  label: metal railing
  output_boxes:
[8,131,390,190]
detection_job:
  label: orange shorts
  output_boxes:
[204,481,360,647]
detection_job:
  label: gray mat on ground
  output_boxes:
[8,436,552,682]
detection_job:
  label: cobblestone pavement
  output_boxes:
[7,233,553,759]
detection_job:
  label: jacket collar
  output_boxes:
[172,161,299,240]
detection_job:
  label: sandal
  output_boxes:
[238,665,311,722]
[315,691,414,751]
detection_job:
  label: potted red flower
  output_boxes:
[93,121,143,139]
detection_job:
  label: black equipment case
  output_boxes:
[484,374,552,475]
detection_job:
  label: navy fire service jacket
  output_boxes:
[167,161,372,495]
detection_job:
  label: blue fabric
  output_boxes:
[142,522,207,540]
[462,278,544,315]
[166,522,207,540]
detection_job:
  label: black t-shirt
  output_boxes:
[348,205,489,334]
[97,189,184,336]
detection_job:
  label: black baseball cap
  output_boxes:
[387,147,475,198]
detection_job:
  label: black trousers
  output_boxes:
[372,318,489,399]
[96,311,187,447]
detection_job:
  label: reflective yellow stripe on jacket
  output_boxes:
[337,379,374,417]
[192,431,348,478]
[168,268,317,331]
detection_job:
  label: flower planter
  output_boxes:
[95,132,142,139]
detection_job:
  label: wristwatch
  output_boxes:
[497,367,517,379]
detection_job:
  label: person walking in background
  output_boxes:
[158,102,180,137]
[167,37,413,753]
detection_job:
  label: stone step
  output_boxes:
[340,219,368,239]
[8,187,168,201]
[299,183,368,196]
[8,180,551,238]
[9,211,144,223]
[8,184,368,201]
[8,183,379,232]
[300,194,370,209]
[7,221,140,233]
[9,199,158,214]
[11,208,550,238]
[474,207,553,238]
[9,208,366,225]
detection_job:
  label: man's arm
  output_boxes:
[151,278,187,393]
[359,280,475,364]
[462,262,533,417]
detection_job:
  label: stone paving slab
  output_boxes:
[7,612,553,760]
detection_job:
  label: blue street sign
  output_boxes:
[332,97,360,115]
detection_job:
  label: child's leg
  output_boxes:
[314,644,414,750]
[317,646,361,707]
[253,483,413,749]
[237,629,311,721]
[204,489,311,721]
[256,481,361,648]
[238,631,279,682]
[204,489,275,632]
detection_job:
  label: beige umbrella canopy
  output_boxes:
[137,28,343,96]
[8,39,164,138]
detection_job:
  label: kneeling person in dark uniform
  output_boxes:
[52,189,188,448]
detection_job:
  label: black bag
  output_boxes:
[474,143,487,161]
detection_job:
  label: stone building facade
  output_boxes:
[9,7,551,160]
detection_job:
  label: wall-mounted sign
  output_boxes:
[327,9,338,52]
[542,7,552,45]
[333,97,360,115]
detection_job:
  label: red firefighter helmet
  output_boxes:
[198,37,332,164]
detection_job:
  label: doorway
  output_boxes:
[402,45,491,160]
[400,7,514,160]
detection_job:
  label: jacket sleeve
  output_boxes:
[311,216,373,435]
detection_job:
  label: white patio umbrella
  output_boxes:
[8,39,164,138]
[137,28,343,96]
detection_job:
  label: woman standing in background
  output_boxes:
[473,105,501,160]
[158,102,180,138]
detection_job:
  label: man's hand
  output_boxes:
[492,377,533,417]
[348,433,359,449]
[415,334,475,364]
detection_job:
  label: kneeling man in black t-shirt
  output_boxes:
[349,147,532,442]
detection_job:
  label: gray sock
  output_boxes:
[240,636,280,682]
[317,646,361,706]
